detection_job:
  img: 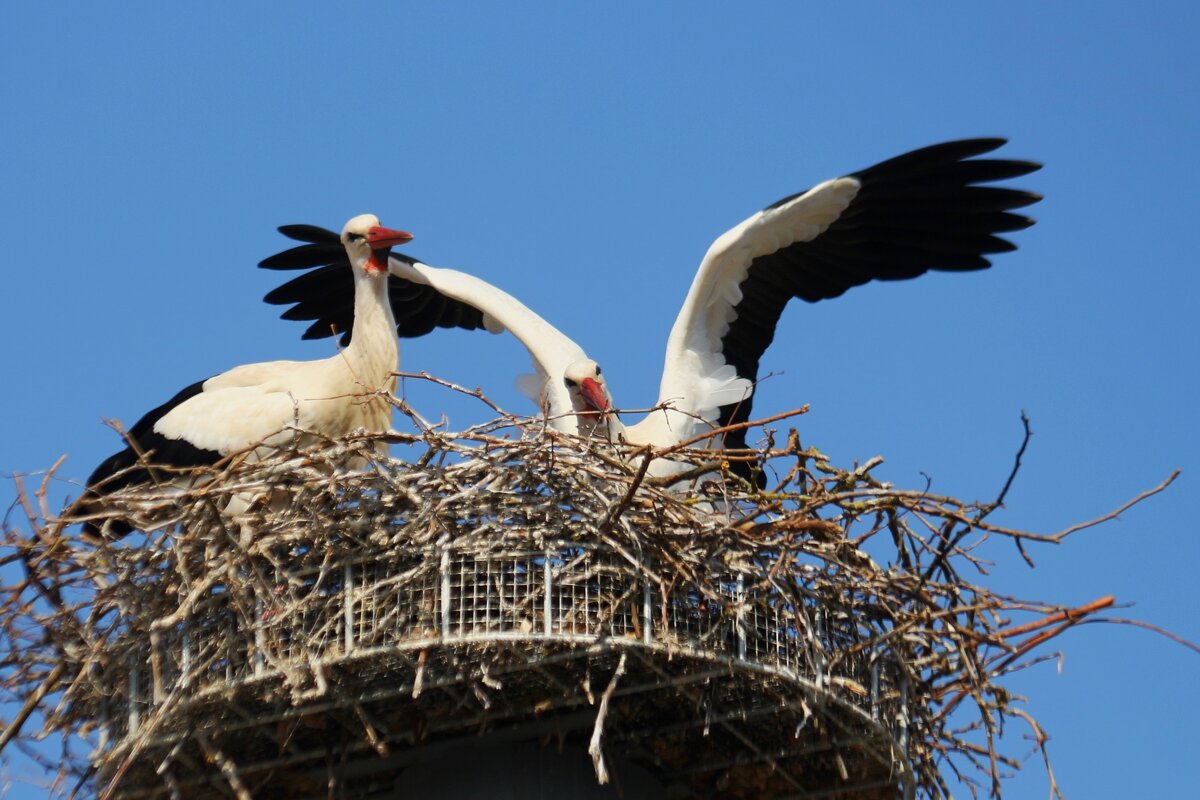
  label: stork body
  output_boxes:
[261,140,1041,475]
[81,215,412,538]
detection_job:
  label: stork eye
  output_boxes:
[563,377,577,388]
[346,232,365,242]
[595,366,602,376]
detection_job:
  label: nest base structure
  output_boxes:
[99,539,911,799]
[5,402,1154,797]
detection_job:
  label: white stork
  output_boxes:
[80,214,420,538]
[260,140,1041,477]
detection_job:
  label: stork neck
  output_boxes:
[342,271,399,387]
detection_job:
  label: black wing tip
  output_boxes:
[258,252,297,270]
[78,447,142,540]
[893,137,1011,163]
[999,189,1044,210]
[258,242,342,271]
[929,137,1043,166]
[928,139,1044,176]
[1006,213,1039,231]
[985,238,1019,255]
[80,517,133,540]
[853,137,1043,184]
[1004,159,1043,176]
[277,224,339,243]
[259,225,343,269]
[941,136,1008,154]
[278,306,317,322]
[299,321,346,342]
[262,286,297,305]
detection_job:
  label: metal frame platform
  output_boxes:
[93,538,913,798]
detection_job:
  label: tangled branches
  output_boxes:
[0,400,1179,799]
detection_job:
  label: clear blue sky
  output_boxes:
[2,3,1196,796]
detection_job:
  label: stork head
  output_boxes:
[563,359,612,431]
[341,213,414,275]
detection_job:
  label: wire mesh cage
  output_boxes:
[88,535,911,798]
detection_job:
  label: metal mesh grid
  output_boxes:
[85,538,913,799]
[745,594,801,672]
[101,541,906,739]
[445,550,542,637]
[549,549,640,638]
[350,553,437,648]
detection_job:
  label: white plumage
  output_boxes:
[81,214,411,538]
[263,140,1041,479]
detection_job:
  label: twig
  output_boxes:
[1079,617,1200,656]
[196,734,252,800]
[994,596,1114,640]
[0,661,64,753]
[395,370,519,423]
[653,406,810,458]
[589,652,627,785]
[1049,469,1180,539]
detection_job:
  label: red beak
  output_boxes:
[579,378,610,414]
[366,225,414,250]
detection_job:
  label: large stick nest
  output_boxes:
[0,393,1175,799]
